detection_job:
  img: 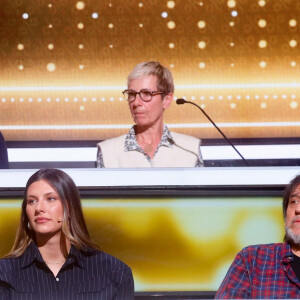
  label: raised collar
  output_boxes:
[124,124,174,153]
[281,242,294,264]
[19,242,92,269]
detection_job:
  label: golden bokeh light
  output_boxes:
[167,21,176,29]
[76,1,85,10]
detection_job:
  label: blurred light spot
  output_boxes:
[259,61,267,68]
[200,96,205,100]
[167,21,176,29]
[48,24,53,28]
[168,42,175,49]
[264,95,269,99]
[139,23,143,28]
[261,102,267,108]
[79,105,85,111]
[291,94,296,99]
[138,3,143,7]
[108,23,114,29]
[273,95,278,99]
[199,62,205,69]
[289,19,297,27]
[230,42,234,47]
[56,98,60,102]
[170,64,174,68]
[289,40,297,48]
[258,40,267,48]
[282,94,287,99]
[109,44,113,48]
[236,95,241,100]
[73,98,78,102]
[290,101,298,109]
[218,96,223,100]
[17,44,24,50]
[197,20,206,29]
[79,65,84,70]
[76,1,85,10]
[92,12,98,19]
[230,63,235,67]
[161,12,168,18]
[28,98,33,102]
[78,44,84,49]
[258,19,267,28]
[77,23,84,29]
[83,98,87,102]
[231,10,238,17]
[22,13,29,19]
[48,43,54,50]
[230,103,236,109]
[291,61,297,67]
[200,104,205,109]
[18,65,24,70]
[227,0,236,8]
[48,4,52,8]
[20,98,25,102]
[101,97,106,101]
[198,41,206,49]
[229,21,235,27]
[167,1,175,9]
[199,2,204,6]
[47,62,56,72]
[258,0,266,7]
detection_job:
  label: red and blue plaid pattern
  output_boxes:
[215,242,300,299]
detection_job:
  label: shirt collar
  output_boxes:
[19,242,43,268]
[281,242,294,264]
[124,124,174,152]
[19,242,93,269]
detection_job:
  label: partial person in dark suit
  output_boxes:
[0,131,8,169]
[0,168,134,299]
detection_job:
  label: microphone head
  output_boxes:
[176,98,186,105]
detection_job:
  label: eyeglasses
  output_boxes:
[122,89,164,102]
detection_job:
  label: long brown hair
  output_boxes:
[6,168,99,257]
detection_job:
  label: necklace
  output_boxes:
[44,259,66,265]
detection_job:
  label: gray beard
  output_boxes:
[285,226,300,246]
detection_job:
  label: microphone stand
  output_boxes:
[176,98,249,166]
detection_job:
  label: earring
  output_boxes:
[28,222,31,230]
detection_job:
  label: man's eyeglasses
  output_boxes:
[122,89,163,102]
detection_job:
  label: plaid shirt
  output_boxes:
[215,242,300,299]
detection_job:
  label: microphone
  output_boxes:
[176,98,249,166]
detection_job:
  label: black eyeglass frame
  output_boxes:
[122,89,164,102]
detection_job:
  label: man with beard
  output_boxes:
[215,174,300,299]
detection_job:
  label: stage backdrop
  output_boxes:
[0,0,299,141]
[0,196,284,292]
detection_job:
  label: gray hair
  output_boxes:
[127,61,174,95]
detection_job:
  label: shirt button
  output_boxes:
[56,277,60,282]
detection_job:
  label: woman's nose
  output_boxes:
[35,200,46,212]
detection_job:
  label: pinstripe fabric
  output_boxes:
[0,243,134,300]
[215,242,300,299]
